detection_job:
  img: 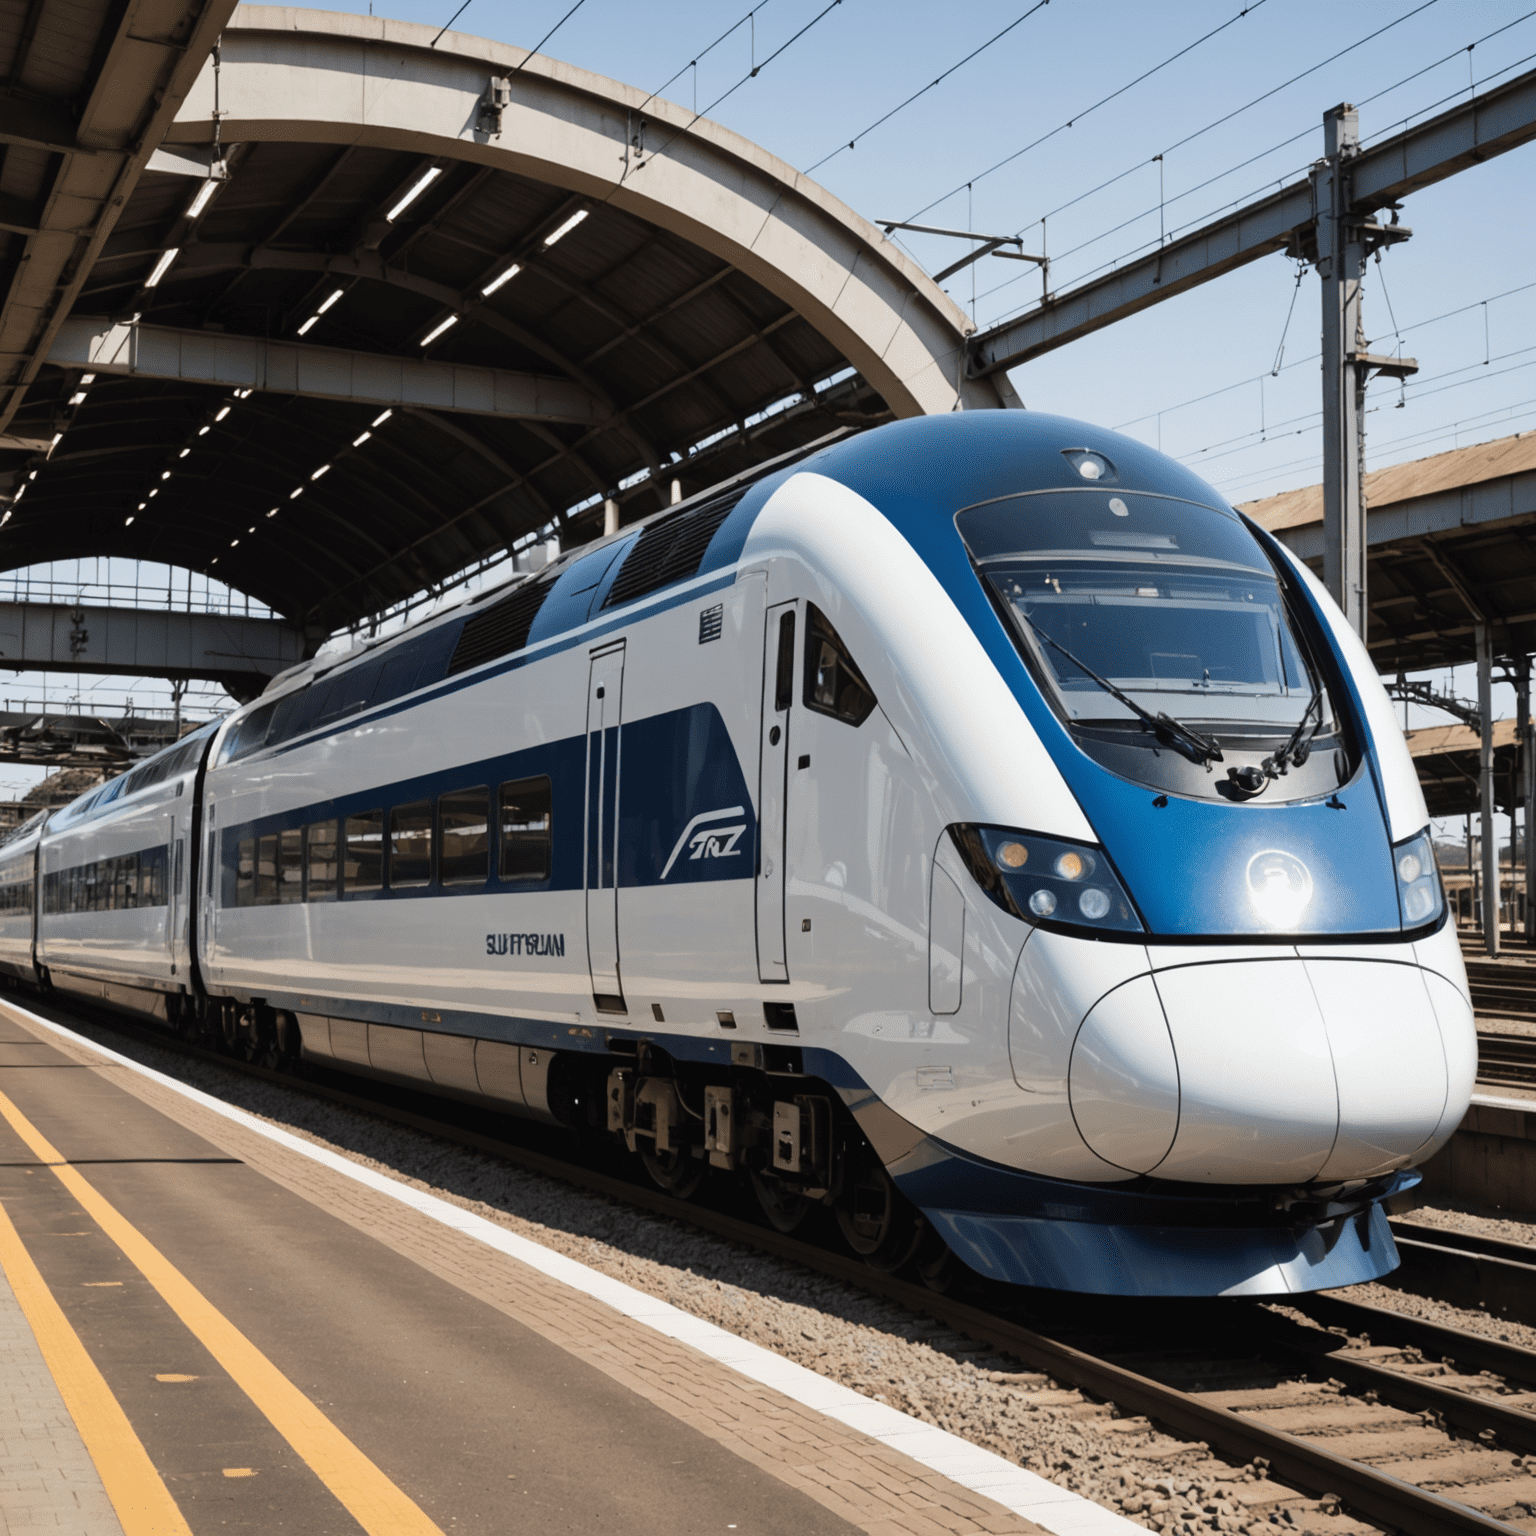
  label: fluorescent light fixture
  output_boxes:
[266,508,278,518]
[289,487,304,500]
[145,248,179,288]
[543,209,588,246]
[160,470,171,480]
[234,388,252,398]
[387,166,441,222]
[1,511,10,527]
[198,425,210,436]
[297,315,320,336]
[310,464,330,480]
[137,502,145,511]
[178,448,190,459]
[317,288,344,315]
[125,516,134,526]
[47,434,62,456]
[147,488,158,498]
[352,431,372,447]
[419,314,458,347]
[230,538,239,547]
[371,409,393,428]
[68,392,86,406]
[480,262,521,296]
[81,374,94,384]
[11,485,23,503]
[211,557,218,565]
[247,526,255,533]
[214,405,230,421]
[186,180,219,220]
[26,471,34,481]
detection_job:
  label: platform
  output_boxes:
[0,1000,1139,1536]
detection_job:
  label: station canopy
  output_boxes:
[0,5,1003,638]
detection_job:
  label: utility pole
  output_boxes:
[1312,103,1417,639]
[1478,623,1500,957]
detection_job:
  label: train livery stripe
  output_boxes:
[0,1198,193,1536]
[0,1086,448,1536]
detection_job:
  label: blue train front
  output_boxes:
[17,409,1475,1297]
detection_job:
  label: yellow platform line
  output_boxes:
[0,1086,445,1536]
[0,1199,193,1535]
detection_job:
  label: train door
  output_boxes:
[167,814,184,975]
[585,642,626,1012]
[756,602,796,982]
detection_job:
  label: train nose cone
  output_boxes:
[1306,959,1450,1180]
[1068,976,1179,1173]
[1152,959,1338,1183]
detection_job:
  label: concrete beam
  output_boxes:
[167,8,1013,416]
[51,317,605,426]
[1274,465,1536,563]
[971,66,1536,377]
[0,601,306,689]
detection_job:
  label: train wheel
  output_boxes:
[639,1143,704,1200]
[749,1167,811,1233]
[835,1159,922,1272]
[913,1220,959,1293]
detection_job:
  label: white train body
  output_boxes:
[18,412,1475,1296]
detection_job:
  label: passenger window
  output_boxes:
[305,822,338,900]
[278,828,304,904]
[803,603,876,726]
[499,777,551,881]
[344,810,384,894]
[389,801,433,887]
[256,835,278,905]
[439,787,490,885]
[173,840,184,897]
[236,839,255,906]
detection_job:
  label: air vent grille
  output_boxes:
[447,579,550,676]
[602,491,744,610]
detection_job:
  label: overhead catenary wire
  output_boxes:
[636,2,777,115]
[904,0,1272,224]
[987,0,1446,265]
[626,0,846,175]
[970,14,1536,319]
[805,0,1051,174]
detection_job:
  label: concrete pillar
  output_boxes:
[1478,622,1500,957]
[1521,654,1535,944]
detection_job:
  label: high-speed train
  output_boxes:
[0,411,1474,1297]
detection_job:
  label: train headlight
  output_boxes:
[950,825,1144,937]
[1392,829,1443,930]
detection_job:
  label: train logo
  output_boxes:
[660,806,747,879]
[1246,848,1314,926]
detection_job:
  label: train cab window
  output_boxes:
[803,604,876,726]
[439,788,490,885]
[305,822,338,900]
[498,777,551,881]
[278,828,304,903]
[344,811,384,894]
[236,839,255,906]
[255,835,278,905]
[389,801,433,888]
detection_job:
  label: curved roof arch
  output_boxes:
[0,6,1011,636]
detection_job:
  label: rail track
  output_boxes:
[23,992,1536,1536]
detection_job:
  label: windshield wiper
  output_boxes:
[1018,611,1225,766]
[1263,681,1324,778]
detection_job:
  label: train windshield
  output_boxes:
[957,490,1333,742]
